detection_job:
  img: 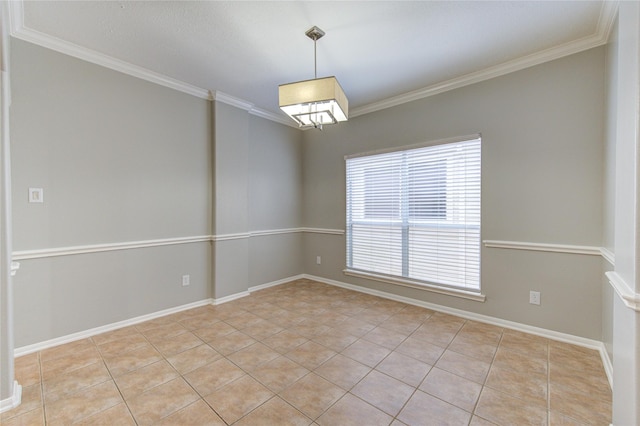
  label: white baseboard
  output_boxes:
[0,381,22,414]
[212,292,250,305]
[248,274,306,293]
[599,343,614,389]
[14,298,213,356]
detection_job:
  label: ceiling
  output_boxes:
[9,1,615,125]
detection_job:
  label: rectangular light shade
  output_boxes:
[279,76,348,127]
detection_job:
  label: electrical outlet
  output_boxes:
[182,275,190,286]
[529,291,541,305]
[316,256,321,265]
[28,187,44,203]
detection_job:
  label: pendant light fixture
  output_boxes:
[279,26,349,129]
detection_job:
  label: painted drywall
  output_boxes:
[302,47,605,339]
[212,106,303,297]
[248,116,302,231]
[247,115,303,287]
[13,244,211,347]
[9,39,212,346]
[608,3,640,424]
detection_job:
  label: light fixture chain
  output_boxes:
[314,38,317,79]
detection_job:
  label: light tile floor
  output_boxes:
[2,279,612,425]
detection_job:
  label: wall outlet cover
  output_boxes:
[529,291,541,305]
[28,188,44,203]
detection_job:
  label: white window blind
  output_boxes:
[346,136,481,291]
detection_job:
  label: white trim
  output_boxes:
[250,228,302,238]
[212,291,249,305]
[8,3,210,100]
[0,381,22,414]
[599,342,614,389]
[249,107,297,128]
[213,90,253,111]
[606,271,640,312]
[212,232,251,242]
[345,133,481,160]
[14,298,213,356]
[351,34,611,118]
[10,261,19,276]
[10,228,344,260]
[343,269,486,303]
[299,227,345,235]
[483,240,602,256]
[303,273,606,352]
[600,247,615,265]
[212,91,298,128]
[598,0,620,43]
[7,0,618,127]
[248,274,306,293]
[12,235,211,261]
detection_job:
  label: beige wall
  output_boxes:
[302,47,606,339]
[10,39,213,347]
[9,39,305,345]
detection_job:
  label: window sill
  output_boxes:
[342,269,486,302]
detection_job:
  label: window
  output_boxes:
[345,136,481,292]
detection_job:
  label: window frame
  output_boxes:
[344,134,485,302]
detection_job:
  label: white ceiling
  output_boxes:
[9,1,615,123]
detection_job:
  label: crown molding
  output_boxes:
[351,2,617,118]
[249,106,298,128]
[8,0,619,126]
[212,90,253,111]
[597,0,619,43]
[8,1,210,100]
[212,90,297,128]
[352,34,610,118]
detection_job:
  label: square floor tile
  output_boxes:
[285,341,337,370]
[280,373,346,420]
[316,393,393,426]
[45,380,123,425]
[475,387,547,426]
[114,360,179,399]
[233,396,312,426]
[351,370,415,417]
[342,339,391,368]
[126,377,200,425]
[227,342,281,371]
[184,358,245,396]
[250,356,309,392]
[435,350,491,384]
[419,367,482,412]
[375,351,431,387]
[204,375,274,424]
[166,344,221,375]
[314,354,372,390]
[397,389,471,426]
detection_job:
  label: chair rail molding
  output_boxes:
[606,271,640,312]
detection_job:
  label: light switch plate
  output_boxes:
[28,188,44,203]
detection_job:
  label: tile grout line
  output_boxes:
[38,351,46,425]
[92,336,140,426]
